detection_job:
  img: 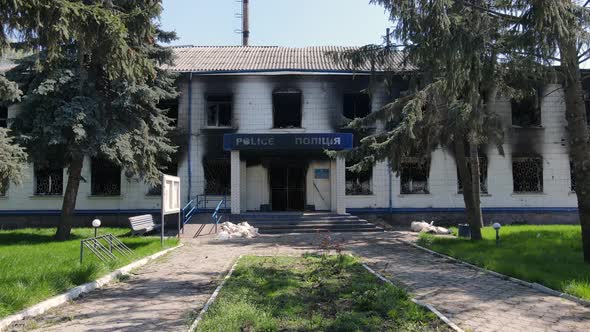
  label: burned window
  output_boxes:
[512,156,543,193]
[147,161,178,196]
[34,166,63,195]
[343,93,371,119]
[159,98,179,127]
[206,95,232,127]
[457,157,488,194]
[91,158,121,196]
[0,105,7,128]
[346,162,373,195]
[401,158,430,194]
[273,89,302,128]
[0,179,7,196]
[511,91,541,127]
[204,158,231,195]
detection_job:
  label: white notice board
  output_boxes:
[161,174,181,215]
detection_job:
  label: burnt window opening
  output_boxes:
[147,161,178,196]
[457,157,488,194]
[34,166,63,195]
[512,156,543,193]
[511,90,541,127]
[346,162,373,195]
[91,158,121,196]
[206,95,232,127]
[204,158,231,195]
[343,93,371,119]
[401,158,430,194]
[159,98,179,127]
[0,105,7,128]
[571,161,576,192]
[273,89,302,128]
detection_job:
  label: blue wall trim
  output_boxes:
[347,207,579,214]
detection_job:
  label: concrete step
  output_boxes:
[260,227,384,234]
[252,223,375,229]
[246,219,368,225]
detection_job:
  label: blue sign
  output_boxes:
[314,169,330,179]
[223,133,353,151]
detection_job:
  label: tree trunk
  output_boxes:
[559,38,590,263]
[55,156,84,241]
[455,138,483,240]
[468,139,484,240]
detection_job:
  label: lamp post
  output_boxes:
[492,222,501,246]
[92,219,101,238]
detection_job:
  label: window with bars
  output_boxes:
[345,162,373,195]
[34,166,63,195]
[204,158,231,195]
[91,158,121,196]
[511,91,541,127]
[206,95,232,127]
[512,156,543,193]
[457,157,488,194]
[0,105,7,128]
[401,158,430,194]
[343,93,371,119]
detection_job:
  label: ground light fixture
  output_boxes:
[92,219,101,238]
[492,222,502,246]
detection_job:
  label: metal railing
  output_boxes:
[80,234,134,263]
[181,194,228,231]
[212,198,225,232]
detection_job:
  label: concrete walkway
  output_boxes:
[9,231,590,332]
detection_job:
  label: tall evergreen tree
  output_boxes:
[6,1,178,240]
[331,1,509,240]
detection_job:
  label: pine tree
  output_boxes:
[5,1,178,240]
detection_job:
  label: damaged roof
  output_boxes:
[166,46,413,74]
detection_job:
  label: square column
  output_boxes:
[335,156,346,214]
[230,150,241,214]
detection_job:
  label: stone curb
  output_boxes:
[400,239,590,308]
[188,254,243,332]
[361,263,465,332]
[0,243,184,332]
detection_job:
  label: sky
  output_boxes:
[159,0,391,47]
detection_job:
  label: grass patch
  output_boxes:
[0,227,178,318]
[196,255,449,332]
[418,225,590,301]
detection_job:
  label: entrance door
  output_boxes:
[270,166,305,211]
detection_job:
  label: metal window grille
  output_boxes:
[35,167,63,195]
[91,158,121,196]
[457,157,488,194]
[401,158,430,194]
[512,157,543,193]
[204,158,231,195]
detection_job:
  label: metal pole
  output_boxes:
[161,173,165,247]
[80,241,84,264]
[177,211,181,240]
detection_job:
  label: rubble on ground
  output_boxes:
[411,221,452,235]
[216,221,259,240]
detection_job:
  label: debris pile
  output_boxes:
[410,221,452,235]
[216,221,259,240]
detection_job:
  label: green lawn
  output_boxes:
[0,227,178,318]
[418,225,590,300]
[196,255,449,332]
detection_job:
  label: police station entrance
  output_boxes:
[269,161,306,211]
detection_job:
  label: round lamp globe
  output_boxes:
[92,219,102,228]
[492,222,501,230]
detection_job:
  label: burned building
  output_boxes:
[0,46,583,224]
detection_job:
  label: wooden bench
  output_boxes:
[128,214,161,236]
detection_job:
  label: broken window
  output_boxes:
[206,95,232,127]
[91,158,121,196]
[147,161,178,196]
[401,157,430,194]
[204,158,231,195]
[0,105,7,128]
[511,90,541,127]
[159,98,179,127]
[457,156,488,194]
[346,162,373,195]
[512,156,543,193]
[343,93,371,119]
[273,88,302,128]
[34,166,63,195]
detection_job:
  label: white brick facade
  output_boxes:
[0,75,579,216]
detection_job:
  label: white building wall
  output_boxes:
[0,74,579,213]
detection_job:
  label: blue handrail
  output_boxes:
[181,195,227,231]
